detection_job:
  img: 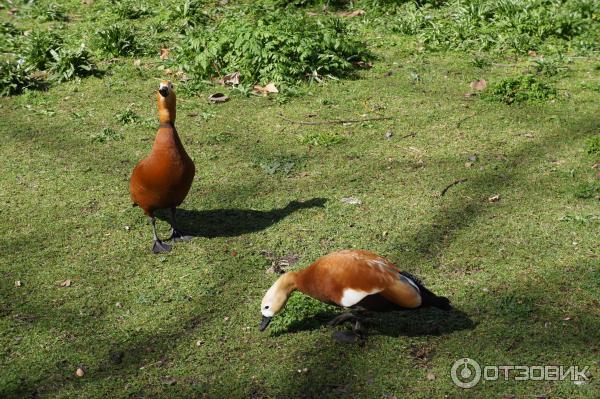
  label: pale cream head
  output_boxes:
[259,273,297,331]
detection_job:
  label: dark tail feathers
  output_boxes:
[399,271,452,311]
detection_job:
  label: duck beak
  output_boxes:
[158,87,169,97]
[259,316,272,332]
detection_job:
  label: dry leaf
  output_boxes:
[339,9,366,17]
[562,316,572,321]
[528,50,538,57]
[488,194,501,203]
[15,280,22,287]
[133,59,141,68]
[218,71,240,86]
[426,371,436,381]
[266,253,299,274]
[159,48,170,60]
[162,376,177,385]
[253,82,278,95]
[60,279,71,287]
[208,93,229,103]
[353,61,373,69]
[469,79,487,91]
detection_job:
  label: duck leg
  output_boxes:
[168,208,193,242]
[329,313,368,343]
[328,313,366,326]
[150,217,172,254]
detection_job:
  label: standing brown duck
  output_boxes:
[130,81,195,253]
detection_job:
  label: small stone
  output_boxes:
[75,367,85,377]
[115,302,123,308]
[385,130,393,140]
[223,316,230,322]
[124,225,130,231]
[196,339,204,347]
[15,280,21,287]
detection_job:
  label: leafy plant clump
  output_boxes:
[572,181,600,199]
[585,135,600,156]
[33,2,69,22]
[172,7,370,86]
[0,60,36,96]
[112,0,153,19]
[252,155,306,175]
[48,45,96,82]
[298,131,345,147]
[91,127,124,143]
[384,0,599,55]
[21,30,64,70]
[116,107,141,124]
[268,292,336,334]
[95,24,141,56]
[484,75,557,104]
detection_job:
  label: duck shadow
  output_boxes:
[270,308,475,338]
[157,198,327,238]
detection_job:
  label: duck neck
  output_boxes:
[279,272,299,295]
[157,92,176,125]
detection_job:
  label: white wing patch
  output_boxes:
[339,288,381,307]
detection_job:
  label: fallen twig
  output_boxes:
[456,112,476,128]
[278,113,394,126]
[440,178,468,196]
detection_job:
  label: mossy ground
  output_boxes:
[1,1,599,398]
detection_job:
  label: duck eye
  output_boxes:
[264,306,270,309]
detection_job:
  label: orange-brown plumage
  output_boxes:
[129,81,195,253]
[260,249,451,331]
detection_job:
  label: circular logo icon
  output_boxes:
[451,358,481,389]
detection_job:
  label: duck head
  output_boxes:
[157,80,176,124]
[259,272,297,331]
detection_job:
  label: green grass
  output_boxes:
[1,1,599,398]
